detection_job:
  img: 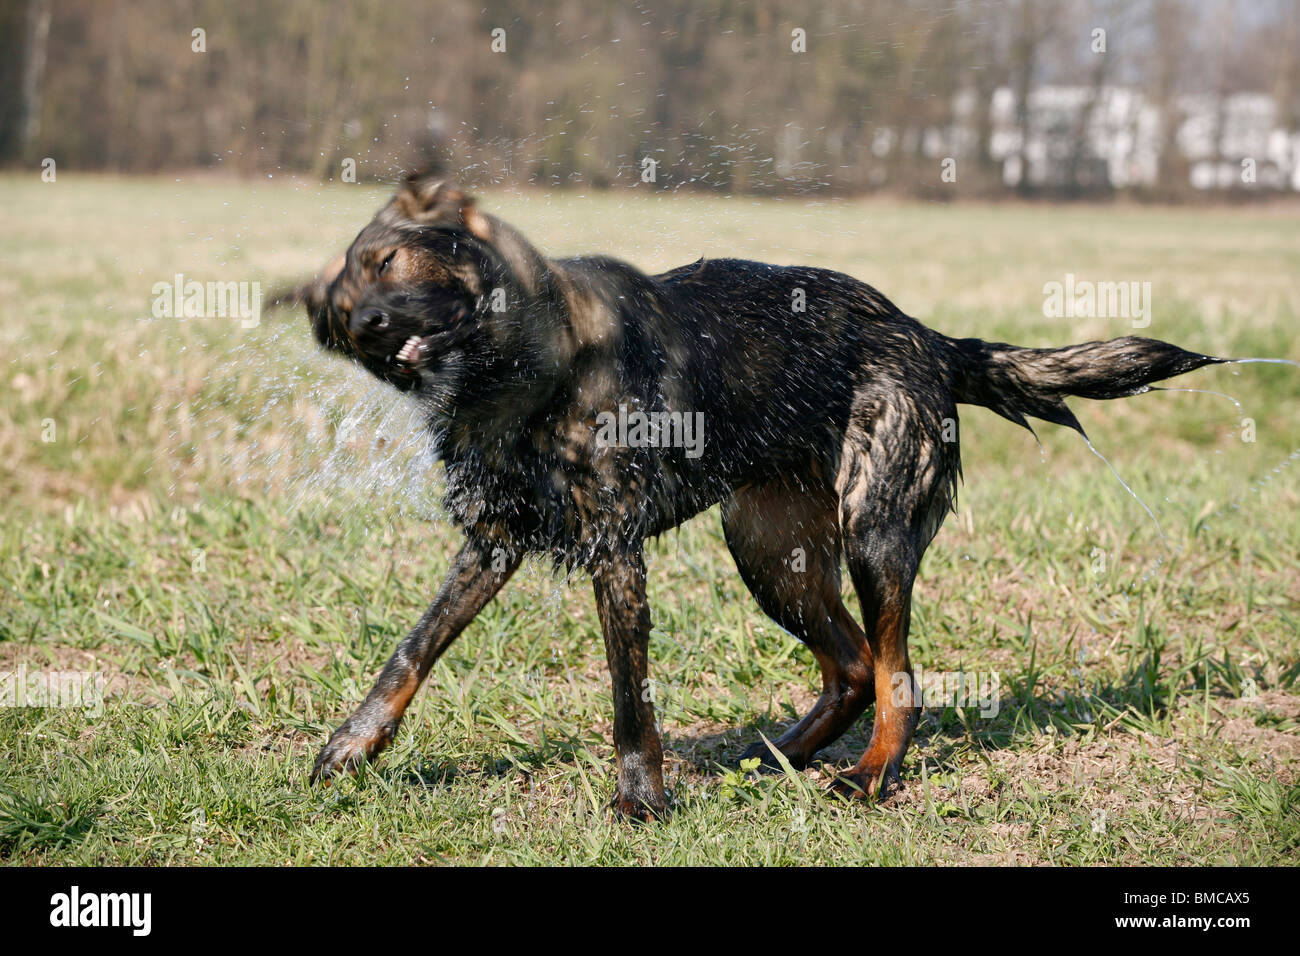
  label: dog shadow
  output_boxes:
[665,676,1185,774]
[383,673,1184,793]
[394,735,596,791]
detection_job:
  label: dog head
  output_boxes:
[305,173,564,419]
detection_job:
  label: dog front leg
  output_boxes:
[311,540,519,783]
[592,545,667,820]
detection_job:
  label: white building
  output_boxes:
[979,85,1299,192]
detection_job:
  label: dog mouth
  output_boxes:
[395,333,436,369]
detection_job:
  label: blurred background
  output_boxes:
[3,0,1300,199]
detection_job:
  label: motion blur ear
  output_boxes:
[392,170,550,300]
[393,174,492,241]
[316,251,346,290]
[267,250,346,315]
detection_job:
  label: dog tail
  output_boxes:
[947,335,1227,436]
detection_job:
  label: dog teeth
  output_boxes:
[397,335,422,364]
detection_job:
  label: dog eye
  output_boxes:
[377,252,395,276]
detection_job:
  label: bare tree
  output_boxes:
[19,0,51,163]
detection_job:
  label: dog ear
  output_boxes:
[392,171,551,300]
[393,174,492,241]
[267,251,346,315]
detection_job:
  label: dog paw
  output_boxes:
[310,720,394,785]
[609,792,669,822]
[826,765,902,802]
[740,738,809,773]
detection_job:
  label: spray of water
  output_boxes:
[1061,355,1299,583]
[182,320,448,549]
[1150,387,1245,418]
[1225,357,1300,369]
[1079,434,1167,543]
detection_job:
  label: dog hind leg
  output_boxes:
[722,480,875,769]
[830,397,956,799]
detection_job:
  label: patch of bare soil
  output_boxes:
[1213,690,1300,782]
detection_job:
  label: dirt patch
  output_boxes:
[1214,690,1300,782]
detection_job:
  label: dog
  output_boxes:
[293,172,1225,818]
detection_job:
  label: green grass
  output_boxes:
[1,174,1298,864]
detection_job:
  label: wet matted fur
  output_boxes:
[292,174,1224,818]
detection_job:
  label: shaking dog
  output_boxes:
[298,173,1224,818]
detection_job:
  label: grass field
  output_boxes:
[2,175,1298,865]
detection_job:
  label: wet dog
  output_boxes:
[295,173,1224,818]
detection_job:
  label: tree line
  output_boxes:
[2,0,1297,198]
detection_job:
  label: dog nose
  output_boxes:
[350,307,388,335]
